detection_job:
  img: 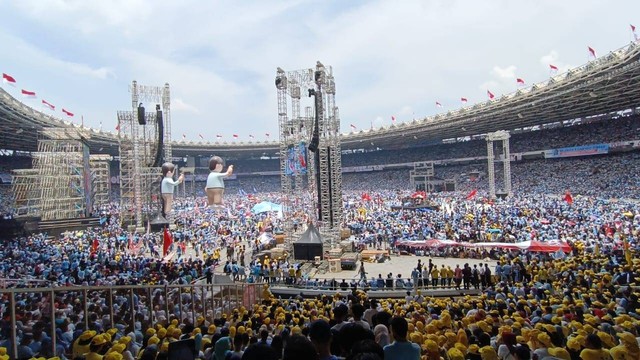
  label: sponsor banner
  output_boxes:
[545,144,609,158]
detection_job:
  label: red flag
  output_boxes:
[2,73,16,85]
[632,24,637,32]
[198,134,204,139]
[42,99,55,110]
[21,89,36,98]
[564,191,573,205]
[588,46,597,58]
[461,97,468,103]
[216,134,222,139]
[632,24,639,41]
[516,78,525,85]
[391,116,396,122]
[435,101,442,108]
[549,64,558,71]
[487,90,495,100]
[265,133,270,137]
[163,227,173,256]
[350,124,357,129]
[115,123,120,131]
[466,189,478,200]
[62,109,74,117]
[233,134,239,138]
[361,192,372,201]
[91,238,99,255]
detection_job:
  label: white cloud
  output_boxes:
[172,98,200,114]
[540,50,559,65]
[491,65,517,79]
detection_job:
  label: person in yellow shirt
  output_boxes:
[431,266,440,288]
[579,334,612,360]
[446,266,454,288]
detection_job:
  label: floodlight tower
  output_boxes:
[486,130,512,198]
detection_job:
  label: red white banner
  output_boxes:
[42,99,55,110]
[21,89,36,98]
[62,109,74,117]
[2,73,16,86]
[461,97,468,103]
[487,90,495,100]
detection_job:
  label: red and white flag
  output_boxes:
[21,89,36,98]
[233,134,239,138]
[350,124,357,130]
[461,97,468,103]
[588,46,597,58]
[2,73,16,86]
[632,24,639,41]
[549,64,559,72]
[42,99,55,110]
[487,90,495,100]
[198,134,204,139]
[564,191,573,205]
[391,116,396,122]
[182,134,186,139]
[216,134,222,139]
[516,78,525,85]
[466,189,478,200]
[435,101,442,108]
[115,123,120,131]
[265,133,270,137]
[62,109,74,117]
[249,134,254,139]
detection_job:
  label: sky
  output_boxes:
[0,0,639,142]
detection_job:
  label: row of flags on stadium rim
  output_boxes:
[2,73,77,120]
[180,133,271,140]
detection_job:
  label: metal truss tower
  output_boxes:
[486,130,512,198]
[90,155,112,208]
[118,81,171,228]
[275,62,343,248]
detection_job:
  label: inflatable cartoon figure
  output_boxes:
[206,156,233,206]
[161,162,184,215]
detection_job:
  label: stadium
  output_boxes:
[1,3,640,360]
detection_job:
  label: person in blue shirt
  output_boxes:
[383,316,420,360]
[160,162,184,216]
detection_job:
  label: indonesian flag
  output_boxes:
[564,191,573,205]
[466,189,478,200]
[21,89,36,98]
[549,64,559,71]
[632,24,639,41]
[163,227,173,257]
[233,134,239,138]
[182,134,186,139]
[516,78,525,85]
[198,134,204,139]
[249,134,254,138]
[265,133,270,137]
[115,123,120,131]
[350,124,357,129]
[42,99,55,110]
[435,101,442,108]
[391,116,396,122]
[461,97,468,103]
[216,134,222,139]
[2,73,16,86]
[62,108,74,117]
[487,90,495,100]
[588,46,597,58]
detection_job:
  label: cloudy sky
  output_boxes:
[1,0,639,142]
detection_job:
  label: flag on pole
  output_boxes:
[2,73,16,86]
[588,46,597,58]
[62,109,74,117]
[487,90,495,100]
[216,134,222,139]
[249,134,254,139]
[466,189,478,200]
[461,97,468,103]
[21,89,36,98]
[549,64,559,72]
[564,191,573,205]
[182,134,186,140]
[391,116,396,122]
[115,123,120,131]
[516,78,525,85]
[42,99,55,110]
[232,134,239,138]
[435,101,442,108]
[350,124,357,130]
[198,134,204,139]
[632,24,638,41]
[265,133,270,137]
[163,227,173,257]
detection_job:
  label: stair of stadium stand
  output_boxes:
[35,217,102,236]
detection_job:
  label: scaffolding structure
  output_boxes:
[486,130,512,198]
[12,128,92,220]
[90,155,112,208]
[275,62,343,248]
[118,81,171,228]
[410,162,435,192]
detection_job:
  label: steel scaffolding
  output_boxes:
[89,155,112,208]
[275,62,343,248]
[486,130,512,198]
[118,81,171,228]
[410,161,435,192]
[11,169,39,217]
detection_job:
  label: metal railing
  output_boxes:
[0,281,264,359]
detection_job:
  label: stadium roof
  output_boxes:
[1,42,640,159]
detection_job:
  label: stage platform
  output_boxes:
[269,286,481,299]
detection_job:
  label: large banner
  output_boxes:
[285,142,308,176]
[545,144,609,158]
